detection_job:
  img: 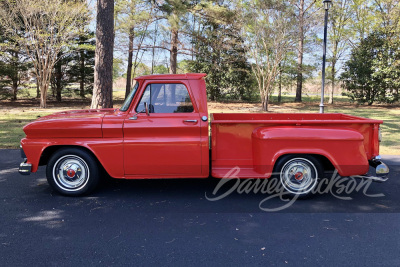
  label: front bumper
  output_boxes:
[19,159,32,175]
[19,146,31,175]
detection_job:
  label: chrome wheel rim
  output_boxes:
[52,155,90,192]
[280,158,318,195]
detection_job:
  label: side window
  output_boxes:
[136,83,194,113]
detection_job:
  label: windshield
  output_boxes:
[119,82,139,111]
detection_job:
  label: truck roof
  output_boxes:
[134,73,207,80]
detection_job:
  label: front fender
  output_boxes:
[20,138,124,178]
[252,127,369,177]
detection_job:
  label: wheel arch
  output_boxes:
[39,145,109,176]
[273,153,335,174]
[40,145,95,165]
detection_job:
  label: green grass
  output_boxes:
[0,110,52,148]
[269,94,351,104]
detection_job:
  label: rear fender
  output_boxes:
[252,127,369,177]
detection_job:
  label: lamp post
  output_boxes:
[320,0,332,113]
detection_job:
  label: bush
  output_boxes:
[340,32,400,105]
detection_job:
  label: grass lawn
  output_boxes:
[1,93,399,155]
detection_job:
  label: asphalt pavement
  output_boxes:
[1,149,400,266]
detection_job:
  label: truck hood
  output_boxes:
[23,108,117,138]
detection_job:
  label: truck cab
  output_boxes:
[118,73,210,178]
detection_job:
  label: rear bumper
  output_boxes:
[362,155,390,182]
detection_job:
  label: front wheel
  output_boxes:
[274,155,323,198]
[46,148,100,196]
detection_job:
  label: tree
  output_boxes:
[48,28,95,101]
[113,58,124,80]
[74,32,96,98]
[0,30,31,100]
[294,0,317,102]
[276,52,299,102]
[243,0,296,111]
[153,64,169,74]
[152,0,193,74]
[327,0,353,104]
[134,62,151,76]
[115,0,152,98]
[0,0,88,108]
[188,1,253,101]
[91,0,114,109]
[350,0,375,40]
[373,0,400,35]
[50,52,65,102]
[336,0,399,105]
[340,32,400,105]
[64,32,96,98]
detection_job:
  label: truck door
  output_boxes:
[123,81,202,177]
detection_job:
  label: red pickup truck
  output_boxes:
[19,73,389,197]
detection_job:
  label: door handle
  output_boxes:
[183,120,198,123]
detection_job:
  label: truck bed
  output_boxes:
[211,113,379,123]
[210,113,383,178]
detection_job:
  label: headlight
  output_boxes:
[378,127,382,142]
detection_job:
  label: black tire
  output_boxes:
[46,148,100,196]
[274,155,324,198]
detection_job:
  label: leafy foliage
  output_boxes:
[66,33,95,96]
[0,0,90,107]
[340,31,400,105]
[0,15,31,100]
[187,2,254,101]
[243,0,297,111]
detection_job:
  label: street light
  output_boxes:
[320,0,332,113]
[323,0,332,9]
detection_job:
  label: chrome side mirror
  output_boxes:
[129,102,150,120]
[144,102,150,116]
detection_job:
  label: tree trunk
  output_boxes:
[151,22,158,74]
[125,28,134,99]
[295,0,304,103]
[11,51,18,100]
[170,28,178,74]
[91,0,114,109]
[55,60,62,102]
[36,78,40,98]
[40,83,48,108]
[80,49,85,98]
[12,79,18,101]
[39,67,52,108]
[278,62,282,103]
[262,93,269,112]
[51,83,55,97]
[329,60,335,104]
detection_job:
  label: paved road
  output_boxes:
[1,149,400,266]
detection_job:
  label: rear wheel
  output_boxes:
[46,148,100,196]
[274,155,323,198]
